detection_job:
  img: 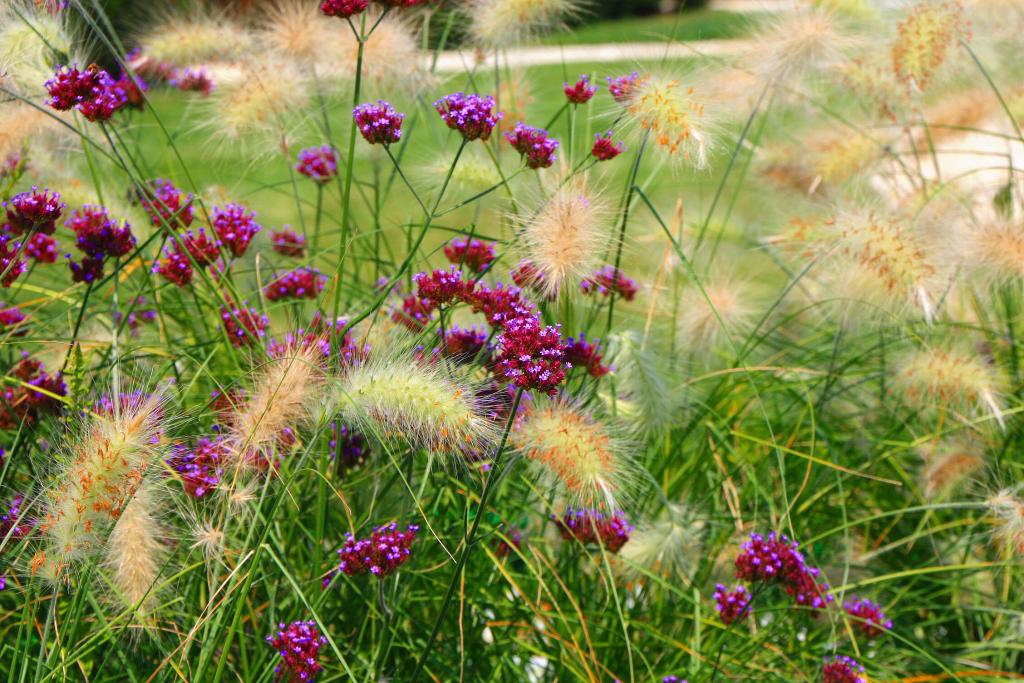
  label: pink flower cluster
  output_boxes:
[563,334,610,378]
[167,436,228,498]
[354,101,404,146]
[26,233,58,264]
[434,93,502,142]
[510,261,550,300]
[321,0,368,17]
[265,267,326,301]
[414,267,472,307]
[444,237,495,273]
[0,304,27,334]
[272,228,306,257]
[140,179,194,230]
[155,227,221,287]
[0,357,65,429]
[1,495,32,545]
[170,68,215,96]
[45,64,127,122]
[581,266,638,301]
[326,522,419,583]
[734,532,832,611]
[843,596,891,639]
[505,123,559,169]
[564,75,598,104]
[221,302,269,347]
[494,314,567,395]
[714,584,752,625]
[823,656,866,683]
[468,282,536,328]
[592,131,626,162]
[66,205,136,282]
[4,187,64,234]
[0,237,27,288]
[296,146,338,184]
[212,203,261,257]
[607,71,644,104]
[554,509,632,553]
[266,620,327,683]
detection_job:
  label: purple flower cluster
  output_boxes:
[843,596,891,639]
[0,304,27,334]
[321,0,368,17]
[115,296,157,334]
[266,620,327,683]
[554,509,632,553]
[392,294,434,331]
[272,228,306,257]
[434,93,502,142]
[140,179,194,230]
[212,203,261,257]
[714,584,752,625]
[295,146,338,184]
[468,282,536,329]
[564,75,598,104]
[734,532,832,611]
[505,123,559,169]
[607,71,644,104]
[265,267,326,301]
[563,334,610,378]
[1,495,31,545]
[0,357,65,429]
[581,266,638,301]
[221,303,269,347]
[331,422,369,475]
[439,325,489,364]
[325,522,419,583]
[592,131,626,162]
[66,205,136,282]
[494,314,568,395]
[414,267,472,307]
[444,237,495,273]
[4,187,64,235]
[167,436,228,498]
[25,233,58,263]
[822,655,866,683]
[170,68,215,96]
[0,237,27,288]
[510,261,550,299]
[354,101,404,146]
[45,64,127,122]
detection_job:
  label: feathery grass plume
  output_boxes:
[624,72,714,169]
[0,1,72,93]
[226,342,326,464]
[104,482,163,616]
[331,344,498,459]
[517,176,607,298]
[35,392,165,582]
[260,0,338,67]
[919,439,985,499]
[200,60,310,145]
[810,132,880,186]
[811,0,879,21]
[190,518,226,564]
[891,0,967,94]
[135,7,253,66]
[0,102,64,164]
[421,150,502,198]
[987,488,1024,554]
[747,5,857,82]
[600,331,676,437]
[360,11,429,95]
[497,68,534,134]
[468,0,581,48]
[893,345,1005,428]
[512,397,635,511]
[962,217,1024,284]
[678,274,756,353]
[619,503,703,581]
[823,208,945,323]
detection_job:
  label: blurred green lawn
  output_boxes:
[550,10,759,44]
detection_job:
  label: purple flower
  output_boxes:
[271,227,306,257]
[321,0,368,17]
[505,123,558,169]
[735,532,832,611]
[167,436,228,497]
[563,334,610,378]
[25,233,58,263]
[714,584,752,625]
[0,236,27,288]
[266,620,327,682]
[296,146,339,184]
[264,267,326,301]
[45,64,127,122]
[444,237,495,273]
[67,205,136,260]
[592,131,626,161]
[413,267,472,307]
[434,93,502,142]
[221,303,268,347]
[325,522,419,583]
[554,508,632,553]
[353,100,404,145]
[606,71,644,104]
[4,187,64,235]
[331,422,369,475]
[140,179,194,230]
[580,266,638,301]
[564,75,598,104]
[212,203,261,257]
[823,655,866,683]
[495,314,568,395]
[170,68,215,96]
[843,596,892,639]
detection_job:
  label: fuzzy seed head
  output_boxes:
[812,133,879,185]
[962,218,1024,283]
[333,352,497,458]
[519,178,607,298]
[626,74,712,168]
[202,62,310,143]
[751,6,854,81]
[468,0,580,48]
[619,504,703,580]
[892,0,967,92]
[678,277,754,351]
[261,0,336,65]
[894,347,1004,427]
[920,440,984,499]
[513,399,633,511]
[0,3,71,92]
[137,15,253,65]
[104,483,163,616]
[987,489,1024,554]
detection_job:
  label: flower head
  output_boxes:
[843,596,892,639]
[505,122,558,169]
[563,334,610,378]
[554,508,632,553]
[626,74,712,168]
[607,71,644,104]
[469,0,580,47]
[296,146,338,184]
[892,0,966,92]
[392,294,434,331]
[140,179,194,230]
[581,266,638,301]
[331,422,370,475]
[321,0,369,17]
[45,64,127,121]
[272,227,306,257]
[414,267,473,308]
[221,303,268,347]
[714,584,752,624]
[267,620,327,682]
[167,436,228,498]
[564,75,597,104]
[495,314,567,395]
[25,233,57,263]
[435,93,502,142]
[174,227,221,267]
[153,250,193,287]
[893,346,1004,428]
[265,267,327,301]
[735,532,831,610]
[326,522,418,582]
[1,494,32,547]
[591,131,625,161]
[66,205,135,260]
[170,68,215,96]
[354,100,404,145]
[469,282,536,329]
[823,655,866,683]
[0,237,27,288]
[211,203,261,257]
[444,237,496,273]
[4,187,63,235]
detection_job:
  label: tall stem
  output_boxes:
[408,388,525,683]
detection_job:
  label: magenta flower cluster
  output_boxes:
[414,266,471,307]
[581,266,638,301]
[0,237,27,288]
[1,495,31,545]
[563,334,610,378]
[170,68,215,96]
[592,131,626,161]
[266,620,327,683]
[265,267,326,301]
[221,302,269,347]
[167,436,228,498]
[607,71,643,104]
[296,146,339,184]
[325,522,419,583]
[212,203,261,257]
[823,656,866,683]
[140,179,194,230]
[434,93,502,142]
[26,234,58,264]
[4,187,64,234]
[734,532,832,611]
[354,101,404,146]
[444,237,495,273]
[505,123,559,169]
[321,0,368,17]
[495,314,567,395]
[554,509,632,553]
[0,304,27,334]
[331,422,369,475]
[564,75,598,104]
[65,205,136,282]
[842,596,891,639]
[45,64,127,122]
[714,584,752,625]
[272,228,306,257]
